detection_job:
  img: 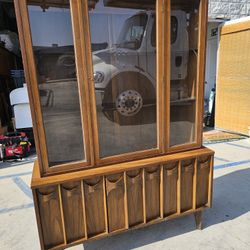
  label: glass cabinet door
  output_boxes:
[88,0,158,158]
[27,1,86,167]
[169,0,200,147]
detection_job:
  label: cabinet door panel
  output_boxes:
[106,174,126,232]
[181,160,194,212]
[145,166,160,221]
[61,181,85,243]
[37,186,64,249]
[126,170,144,227]
[88,0,158,159]
[163,162,178,216]
[196,156,210,207]
[170,1,200,147]
[27,1,85,167]
[84,178,106,237]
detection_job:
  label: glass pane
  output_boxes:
[89,0,157,158]
[28,2,85,166]
[170,0,199,146]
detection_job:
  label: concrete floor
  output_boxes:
[1,139,250,250]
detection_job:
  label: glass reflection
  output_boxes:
[170,2,199,146]
[89,0,157,157]
[28,2,85,166]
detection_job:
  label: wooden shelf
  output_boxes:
[170,97,196,106]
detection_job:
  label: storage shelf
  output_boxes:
[170,98,196,106]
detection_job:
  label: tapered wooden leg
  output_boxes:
[194,211,203,230]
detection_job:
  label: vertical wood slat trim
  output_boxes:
[32,189,45,250]
[196,0,209,146]
[160,165,164,218]
[58,185,67,245]
[103,176,109,233]
[80,181,88,239]
[69,0,93,166]
[76,0,96,166]
[177,161,181,214]
[156,0,165,153]
[81,0,100,165]
[192,158,198,210]
[164,0,171,152]
[124,172,129,229]
[142,168,147,223]
[208,155,214,207]
[13,0,49,174]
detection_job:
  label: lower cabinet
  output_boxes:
[33,149,213,250]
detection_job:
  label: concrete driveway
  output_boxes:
[0,139,250,250]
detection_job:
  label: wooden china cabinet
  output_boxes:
[14,0,214,249]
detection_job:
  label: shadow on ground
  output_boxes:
[83,167,250,250]
[0,153,36,169]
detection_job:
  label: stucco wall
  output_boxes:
[209,0,250,20]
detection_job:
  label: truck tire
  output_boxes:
[102,72,156,125]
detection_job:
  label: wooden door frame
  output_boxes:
[14,0,208,174]
[83,0,166,166]
[166,0,208,154]
[14,0,94,176]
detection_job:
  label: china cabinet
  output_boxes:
[14,0,214,249]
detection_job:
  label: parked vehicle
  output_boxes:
[34,10,189,125]
[92,10,189,124]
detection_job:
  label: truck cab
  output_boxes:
[92,10,189,123]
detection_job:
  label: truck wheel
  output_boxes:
[102,72,156,125]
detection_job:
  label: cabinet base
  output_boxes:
[31,147,214,250]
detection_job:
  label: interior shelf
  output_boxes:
[170,97,196,106]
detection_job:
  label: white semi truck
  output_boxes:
[36,10,189,125]
[91,10,189,124]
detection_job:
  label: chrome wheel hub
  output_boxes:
[116,90,143,116]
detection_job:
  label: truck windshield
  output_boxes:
[116,13,148,50]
